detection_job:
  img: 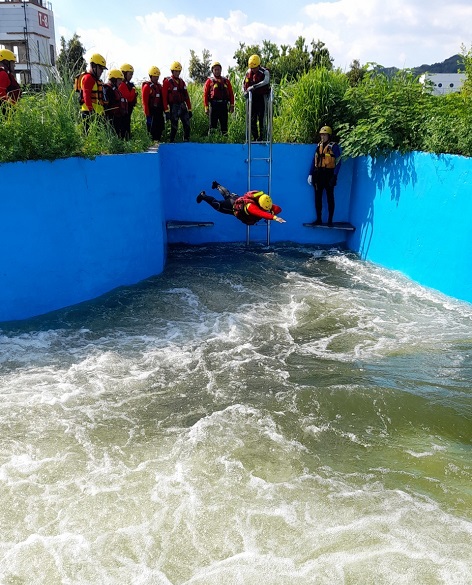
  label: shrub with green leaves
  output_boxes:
[2,62,472,163]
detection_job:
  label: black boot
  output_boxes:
[196,191,206,203]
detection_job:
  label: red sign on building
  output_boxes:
[38,12,49,28]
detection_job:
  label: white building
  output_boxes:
[419,73,466,96]
[0,0,56,86]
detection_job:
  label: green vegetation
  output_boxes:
[1,38,472,163]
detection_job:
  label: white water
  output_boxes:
[1,246,471,584]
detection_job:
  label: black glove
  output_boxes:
[330,175,338,187]
[211,181,219,190]
[165,111,171,121]
[188,111,193,119]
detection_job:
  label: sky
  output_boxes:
[51,0,472,81]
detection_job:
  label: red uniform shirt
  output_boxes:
[162,75,191,112]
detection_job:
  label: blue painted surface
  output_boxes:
[0,153,166,322]
[347,152,472,304]
[161,143,354,246]
[1,145,471,322]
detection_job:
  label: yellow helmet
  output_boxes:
[211,61,222,70]
[108,68,124,80]
[255,192,272,211]
[170,61,182,71]
[319,125,332,135]
[148,66,161,77]
[90,53,107,68]
[120,63,134,73]
[248,54,261,68]
[0,49,16,62]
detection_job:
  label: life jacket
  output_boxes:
[164,76,188,105]
[314,142,337,170]
[243,67,270,96]
[142,80,163,110]
[233,191,268,225]
[0,66,21,102]
[122,80,137,107]
[208,76,230,101]
[103,82,128,117]
[78,72,105,114]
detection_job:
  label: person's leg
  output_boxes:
[153,111,164,141]
[181,107,191,141]
[169,104,179,142]
[196,192,234,214]
[313,185,323,224]
[212,182,232,200]
[217,102,229,135]
[209,104,218,133]
[326,185,335,226]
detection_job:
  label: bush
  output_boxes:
[2,66,472,163]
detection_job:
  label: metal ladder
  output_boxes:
[245,88,274,246]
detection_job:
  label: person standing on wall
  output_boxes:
[203,61,235,136]
[307,125,342,226]
[103,69,128,138]
[162,61,192,143]
[141,66,165,141]
[79,53,107,131]
[0,49,21,114]
[118,63,137,140]
[242,54,270,142]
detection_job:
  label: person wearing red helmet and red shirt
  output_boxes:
[118,63,137,140]
[0,49,21,113]
[203,61,234,136]
[141,66,165,141]
[162,61,192,142]
[196,181,285,226]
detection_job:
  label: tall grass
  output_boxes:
[273,68,349,143]
[2,67,472,162]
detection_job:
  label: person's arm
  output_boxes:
[0,70,10,100]
[227,78,235,112]
[81,74,96,112]
[246,202,285,222]
[203,78,211,113]
[141,83,151,117]
[162,78,170,113]
[183,83,192,113]
[251,68,270,90]
[333,143,342,175]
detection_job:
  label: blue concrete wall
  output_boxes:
[0,153,166,322]
[1,145,471,322]
[161,143,354,246]
[347,153,472,304]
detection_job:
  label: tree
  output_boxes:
[460,43,472,95]
[56,33,86,83]
[346,59,367,87]
[188,49,212,84]
[232,42,263,74]
[310,40,334,70]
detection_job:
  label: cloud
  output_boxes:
[61,1,472,82]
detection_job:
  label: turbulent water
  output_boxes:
[1,244,471,585]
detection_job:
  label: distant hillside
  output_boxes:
[376,54,465,77]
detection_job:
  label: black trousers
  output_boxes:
[201,183,237,214]
[250,94,266,141]
[313,170,335,222]
[169,103,190,142]
[209,101,229,135]
[147,108,164,141]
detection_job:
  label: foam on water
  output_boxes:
[0,244,471,583]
